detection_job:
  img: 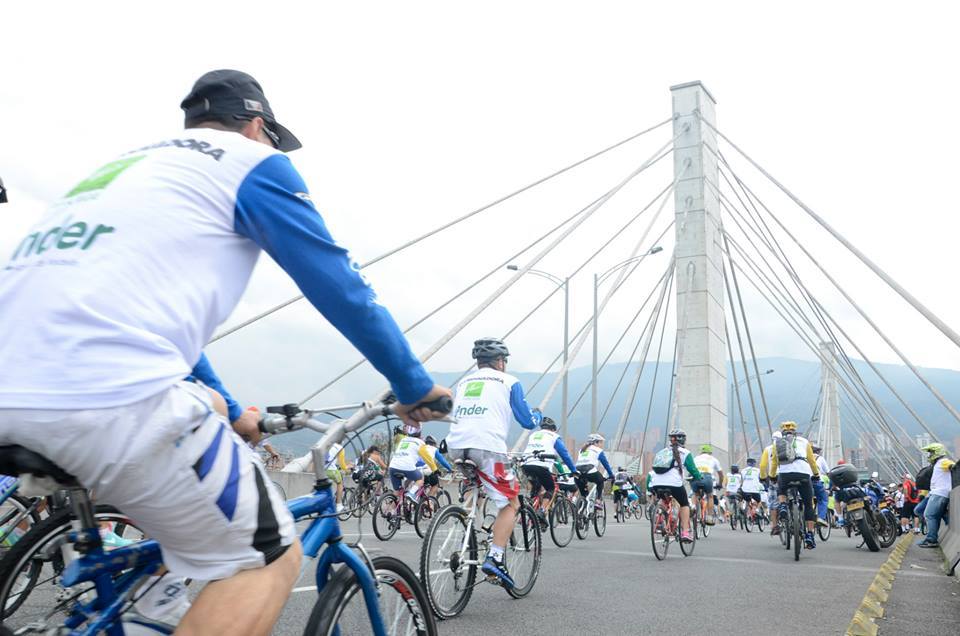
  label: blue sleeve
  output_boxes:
[553,438,578,474]
[187,353,242,422]
[598,451,614,478]
[508,382,542,430]
[233,155,433,405]
[435,452,452,472]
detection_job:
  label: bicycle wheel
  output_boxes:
[372,493,400,541]
[549,497,574,548]
[650,506,669,560]
[593,499,607,537]
[0,494,41,552]
[574,499,590,540]
[645,501,654,521]
[338,487,355,521]
[700,505,712,539]
[435,489,452,508]
[305,555,437,636]
[0,506,146,628]
[742,509,751,533]
[818,509,832,542]
[755,508,765,533]
[505,501,542,599]
[792,503,802,561]
[414,496,440,539]
[680,510,697,556]
[419,505,476,619]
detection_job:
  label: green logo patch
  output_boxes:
[464,381,484,398]
[66,155,145,197]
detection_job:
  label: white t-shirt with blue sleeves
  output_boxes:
[0,128,432,409]
[446,368,541,454]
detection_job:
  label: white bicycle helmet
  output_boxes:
[586,433,605,444]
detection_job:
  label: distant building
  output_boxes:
[848,448,865,469]
[915,433,933,465]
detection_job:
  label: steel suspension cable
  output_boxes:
[210,118,673,343]
[717,160,954,438]
[699,115,960,354]
[634,271,674,466]
[723,241,920,468]
[611,264,675,449]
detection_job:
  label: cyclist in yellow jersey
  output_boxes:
[769,421,820,549]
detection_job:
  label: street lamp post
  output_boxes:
[728,368,774,459]
[506,265,570,439]
[591,246,664,433]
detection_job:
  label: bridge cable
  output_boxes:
[721,238,921,470]
[722,240,766,446]
[598,267,670,430]
[714,160,948,442]
[616,266,676,449]
[210,118,673,343]
[699,115,960,355]
[713,179,935,452]
[721,230,921,459]
[632,268,675,470]
[703,119,960,432]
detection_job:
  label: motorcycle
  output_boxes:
[828,466,896,552]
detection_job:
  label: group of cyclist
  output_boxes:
[3,66,955,635]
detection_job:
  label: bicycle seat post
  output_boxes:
[67,487,101,553]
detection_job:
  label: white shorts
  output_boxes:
[448,448,518,510]
[0,381,296,580]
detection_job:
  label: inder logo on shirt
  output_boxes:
[464,381,485,398]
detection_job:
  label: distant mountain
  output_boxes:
[268,357,960,458]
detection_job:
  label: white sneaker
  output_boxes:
[913,527,921,535]
[336,503,345,513]
[133,575,191,623]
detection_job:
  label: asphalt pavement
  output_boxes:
[264,511,958,636]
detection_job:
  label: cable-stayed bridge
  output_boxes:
[212,81,956,485]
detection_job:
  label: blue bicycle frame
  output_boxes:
[54,482,388,636]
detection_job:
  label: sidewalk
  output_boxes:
[879,537,960,634]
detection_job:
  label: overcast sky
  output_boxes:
[4,2,960,408]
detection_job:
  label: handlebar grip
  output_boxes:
[417,396,453,415]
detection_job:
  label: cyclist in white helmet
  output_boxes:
[575,433,615,503]
[446,337,542,588]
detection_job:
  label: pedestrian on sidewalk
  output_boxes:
[900,472,920,535]
[917,443,955,548]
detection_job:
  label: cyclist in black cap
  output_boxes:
[0,70,451,635]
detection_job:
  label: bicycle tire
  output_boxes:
[304,555,437,636]
[372,493,400,541]
[817,510,832,542]
[650,505,669,560]
[593,500,607,537]
[549,497,574,548]
[574,499,590,540]
[742,509,751,533]
[0,494,42,548]
[755,509,765,533]
[436,489,452,508]
[505,501,542,599]
[0,505,144,627]
[792,502,802,561]
[419,505,476,619]
[414,496,440,539]
[351,486,368,519]
[338,488,355,521]
[680,510,697,557]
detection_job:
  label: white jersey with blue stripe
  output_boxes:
[0,128,432,410]
[446,368,541,454]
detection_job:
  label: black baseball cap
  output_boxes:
[181,70,302,152]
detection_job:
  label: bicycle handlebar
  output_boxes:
[258,396,453,481]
